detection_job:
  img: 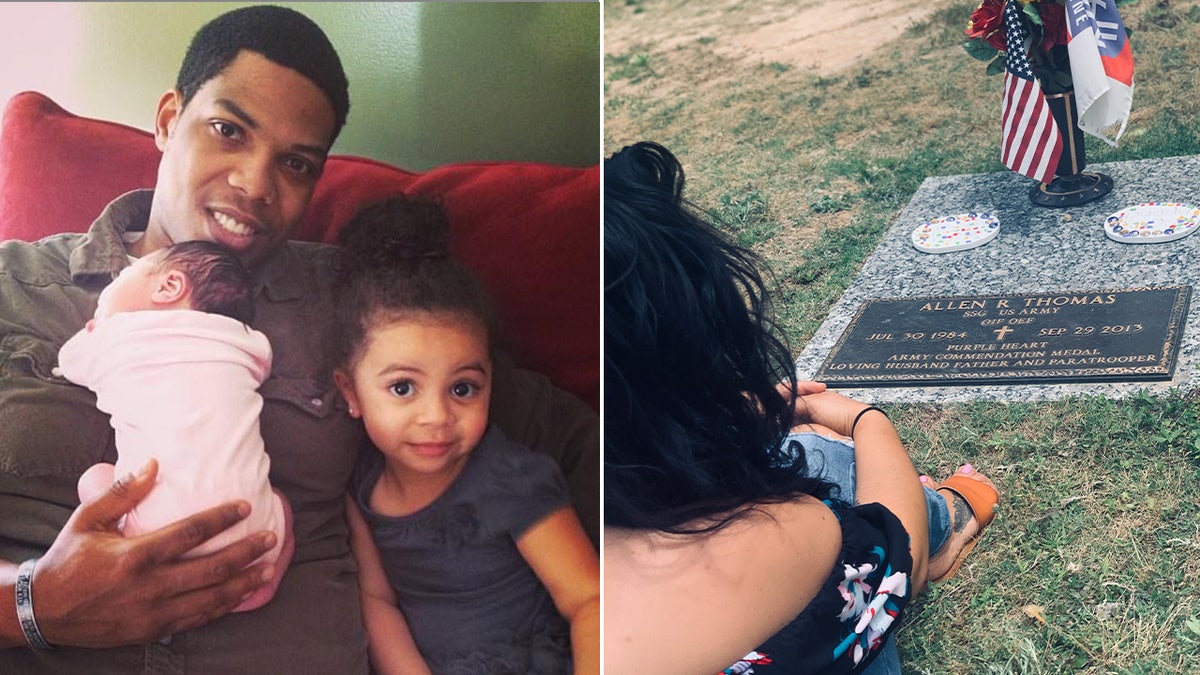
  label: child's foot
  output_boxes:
[232,489,295,612]
[927,465,998,583]
[77,463,117,503]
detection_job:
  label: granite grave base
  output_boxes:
[794,154,1200,404]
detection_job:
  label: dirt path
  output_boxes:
[606,0,951,75]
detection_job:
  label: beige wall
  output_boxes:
[0,2,599,170]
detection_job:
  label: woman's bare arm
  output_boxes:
[794,391,930,591]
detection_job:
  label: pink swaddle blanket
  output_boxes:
[58,310,286,563]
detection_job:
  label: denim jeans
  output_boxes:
[784,432,952,675]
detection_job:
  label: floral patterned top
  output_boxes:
[719,501,914,675]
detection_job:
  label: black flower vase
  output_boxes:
[1029,89,1113,207]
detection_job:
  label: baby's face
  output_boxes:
[94,250,168,321]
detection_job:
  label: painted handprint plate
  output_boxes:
[911,212,1000,254]
[1104,202,1200,244]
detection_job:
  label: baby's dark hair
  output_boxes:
[157,241,254,325]
[604,142,833,535]
[332,196,497,371]
[177,5,350,142]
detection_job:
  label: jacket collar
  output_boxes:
[68,189,306,301]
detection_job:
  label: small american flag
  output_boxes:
[999,0,1063,184]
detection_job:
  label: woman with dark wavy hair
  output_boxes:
[603,142,999,675]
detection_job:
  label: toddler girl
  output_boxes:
[332,197,599,675]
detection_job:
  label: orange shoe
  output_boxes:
[929,472,999,584]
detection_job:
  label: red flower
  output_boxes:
[966,0,1007,51]
[1037,2,1069,53]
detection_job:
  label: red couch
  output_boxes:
[0,91,599,411]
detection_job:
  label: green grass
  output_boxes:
[605,51,657,84]
[715,188,780,248]
[893,392,1200,673]
[606,0,1200,671]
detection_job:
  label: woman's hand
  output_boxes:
[775,380,827,400]
[793,390,875,438]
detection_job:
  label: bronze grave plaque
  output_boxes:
[814,286,1191,387]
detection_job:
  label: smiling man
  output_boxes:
[0,6,598,673]
[136,48,338,267]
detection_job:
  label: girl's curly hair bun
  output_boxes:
[335,195,451,285]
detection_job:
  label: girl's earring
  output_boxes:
[348,407,358,417]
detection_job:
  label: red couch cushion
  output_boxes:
[0,91,599,410]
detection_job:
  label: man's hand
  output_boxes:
[31,460,275,647]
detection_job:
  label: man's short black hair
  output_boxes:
[176,5,350,143]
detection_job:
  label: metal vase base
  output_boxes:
[1029,171,1114,207]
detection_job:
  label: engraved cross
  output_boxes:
[993,325,1014,341]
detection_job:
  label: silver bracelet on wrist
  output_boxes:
[15,558,53,650]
